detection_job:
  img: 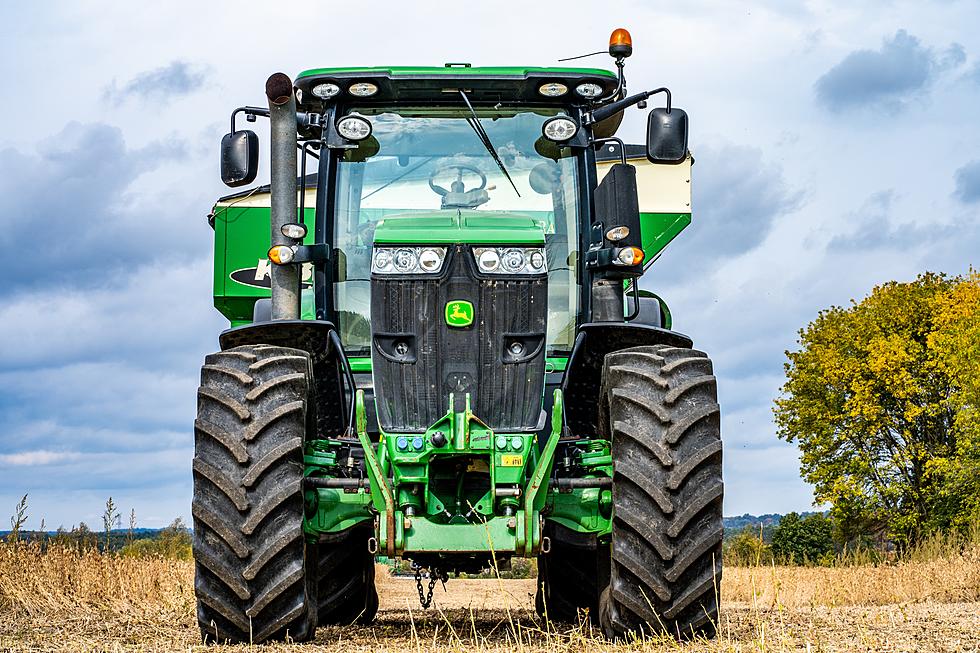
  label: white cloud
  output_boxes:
[0,450,81,466]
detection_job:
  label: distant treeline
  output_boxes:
[4,495,191,559]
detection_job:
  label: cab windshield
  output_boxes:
[332,106,581,357]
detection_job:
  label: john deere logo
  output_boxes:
[445,300,474,327]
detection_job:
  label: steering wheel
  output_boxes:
[428,164,487,197]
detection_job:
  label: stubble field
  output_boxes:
[1,544,979,653]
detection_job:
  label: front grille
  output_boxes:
[370,245,547,433]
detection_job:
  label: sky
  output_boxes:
[1,1,979,530]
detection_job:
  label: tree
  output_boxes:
[724,526,772,566]
[75,522,96,551]
[774,272,979,546]
[927,271,980,531]
[770,512,835,564]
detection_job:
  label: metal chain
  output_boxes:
[413,563,445,609]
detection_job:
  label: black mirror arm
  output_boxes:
[230,106,271,133]
[586,87,671,125]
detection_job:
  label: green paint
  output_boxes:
[296,65,617,81]
[372,211,545,245]
[640,212,691,262]
[445,300,474,327]
[543,439,613,537]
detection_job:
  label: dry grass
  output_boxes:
[1,542,979,652]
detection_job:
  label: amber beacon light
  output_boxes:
[608,28,633,58]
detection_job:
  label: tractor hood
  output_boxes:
[372,211,545,245]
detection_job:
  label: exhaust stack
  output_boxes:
[265,72,300,320]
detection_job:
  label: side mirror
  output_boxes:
[220,130,259,187]
[646,107,688,164]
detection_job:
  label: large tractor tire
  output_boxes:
[315,525,379,625]
[597,345,723,640]
[535,524,604,623]
[192,345,317,644]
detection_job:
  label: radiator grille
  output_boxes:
[370,246,547,433]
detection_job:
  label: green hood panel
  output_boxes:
[372,211,545,245]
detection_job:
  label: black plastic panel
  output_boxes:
[370,247,547,433]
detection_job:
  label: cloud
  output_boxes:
[0,450,81,466]
[815,30,965,113]
[0,122,198,291]
[646,142,802,283]
[965,61,980,86]
[953,160,980,204]
[103,61,208,106]
[826,190,949,251]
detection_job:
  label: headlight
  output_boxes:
[575,82,604,98]
[473,247,547,275]
[281,223,307,239]
[311,82,341,99]
[501,248,526,273]
[393,248,417,272]
[418,248,443,272]
[542,117,578,142]
[605,225,630,242]
[348,82,378,97]
[538,82,568,97]
[372,246,446,275]
[477,248,500,272]
[337,116,372,141]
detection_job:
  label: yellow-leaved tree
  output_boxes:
[775,272,980,547]
[927,272,980,531]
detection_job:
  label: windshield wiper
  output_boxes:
[459,91,520,197]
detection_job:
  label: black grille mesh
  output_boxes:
[370,246,547,433]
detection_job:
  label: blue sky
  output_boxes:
[1,1,979,529]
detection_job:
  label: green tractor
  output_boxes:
[195,28,723,644]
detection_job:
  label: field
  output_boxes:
[1,544,979,652]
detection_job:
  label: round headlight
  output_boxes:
[374,249,393,270]
[337,116,372,141]
[538,82,568,97]
[575,82,604,98]
[502,248,526,273]
[419,248,442,272]
[393,248,417,272]
[510,436,523,450]
[542,117,578,142]
[529,250,546,271]
[311,82,341,99]
[477,249,500,272]
[495,435,508,450]
[348,82,378,97]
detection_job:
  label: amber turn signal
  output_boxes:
[614,246,644,266]
[268,245,295,265]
